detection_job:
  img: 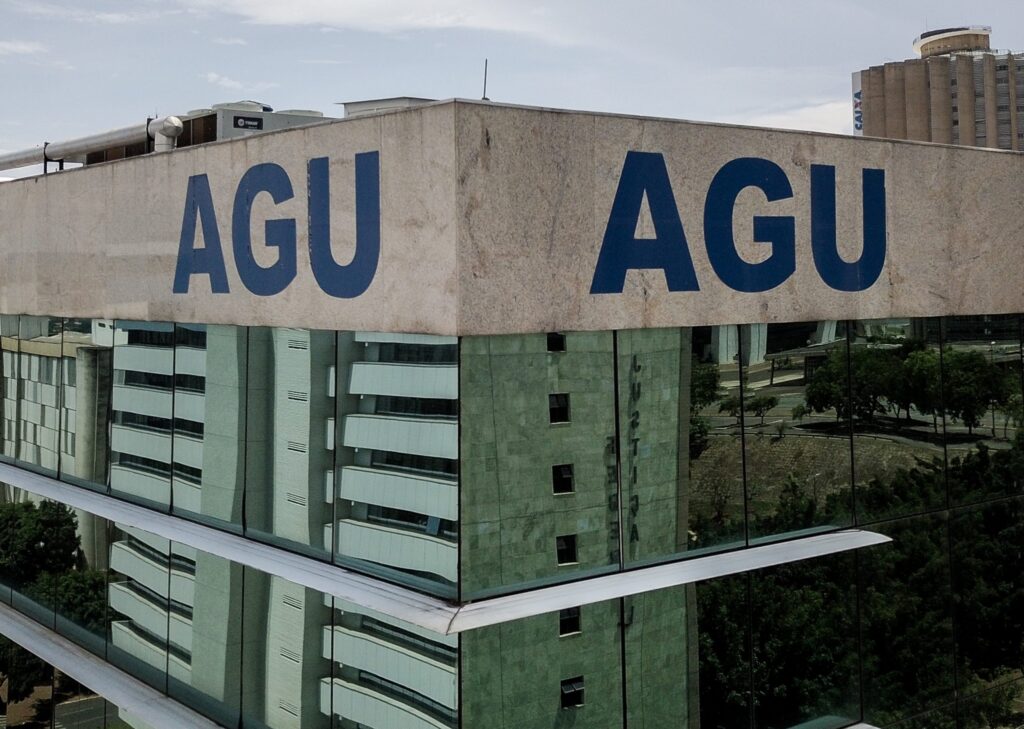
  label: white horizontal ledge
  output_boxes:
[0,462,890,636]
[448,529,890,633]
[0,602,221,729]
[0,462,459,634]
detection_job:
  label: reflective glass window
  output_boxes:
[0,636,6,726]
[3,641,52,728]
[334,332,459,597]
[616,328,706,569]
[245,327,336,560]
[111,321,175,510]
[15,315,63,476]
[750,554,860,728]
[459,332,616,599]
[686,325,747,553]
[106,522,171,693]
[53,507,108,658]
[0,315,19,461]
[51,669,104,728]
[849,318,948,523]
[59,318,114,492]
[695,573,751,729]
[949,498,1024,701]
[745,320,854,541]
[942,315,1024,506]
[242,569,333,728]
[0,489,72,629]
[622,587,697,727]
[172,323,247,530]
[460,598,622,728]
[328,597,457,729]
[957,677,1024,729]
[859,514,956,725]
[168,543,242,727]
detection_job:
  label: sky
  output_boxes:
[2,0,1024,177]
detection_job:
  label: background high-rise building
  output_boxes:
[853,25,1024,148]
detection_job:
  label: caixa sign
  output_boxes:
[591,152,886,294]
[173,152,380,298]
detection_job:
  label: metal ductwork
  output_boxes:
[0,116,184,174]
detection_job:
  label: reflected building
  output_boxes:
[334,332,459,593]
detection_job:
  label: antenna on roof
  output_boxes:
[482,59,490,101]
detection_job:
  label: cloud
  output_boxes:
[203,71,279,94]
[0,40,46,55]
[12,2,168,24]
[723,100,854,136]
[205,71,244,90]
[172,0,583,44]
[214,36,247,45]
[298,58,349,65]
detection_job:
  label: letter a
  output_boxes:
[590,152,699,294]
[173,174,229,294]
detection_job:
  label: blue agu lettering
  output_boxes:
[232,163,297,296]
[308,152,381,298]
[704,157,795,293]
[589,151,699,294]
[173,151,382,298]
[810,165,886,292]
[172,174,229,294]
[590,151,887,295]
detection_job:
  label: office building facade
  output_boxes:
[853,25,1024,148]
[0,100,1022,728]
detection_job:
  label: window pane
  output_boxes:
[459,332,617,598]
[245,327,336,559]
[0,636,7,726]
[957,677,1024,729]
[942,315,1024,506]
[460,597,622,727]
[241,570,332,728]
[111,321,175,510]
[695,573,751,729]
[16,315,63,476]
[334,332,459,597]
[0,489,71,629]
[53,507,108,658]
[328,597,458,729]
[59,318,114,492]
[751,554,860,728]
[850,318,948,523]
[171,323,247,530]
[52,669,105,728]
[745,320,854,541]
[949,497,1024,700]
[0,315,19,461]
[688,325,747,552]
[167,544,242,727]
[617,327,706,568]
[107,523,170,693]
[3,640,52,728]
[860,514,956,724]
[622,586,697,727]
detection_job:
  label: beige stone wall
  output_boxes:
[0,103,459,334]
[453,102,1024,335]
[2,100,1024,336]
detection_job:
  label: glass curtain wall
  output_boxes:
[0,316,459,599]
[0,481,458,729]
